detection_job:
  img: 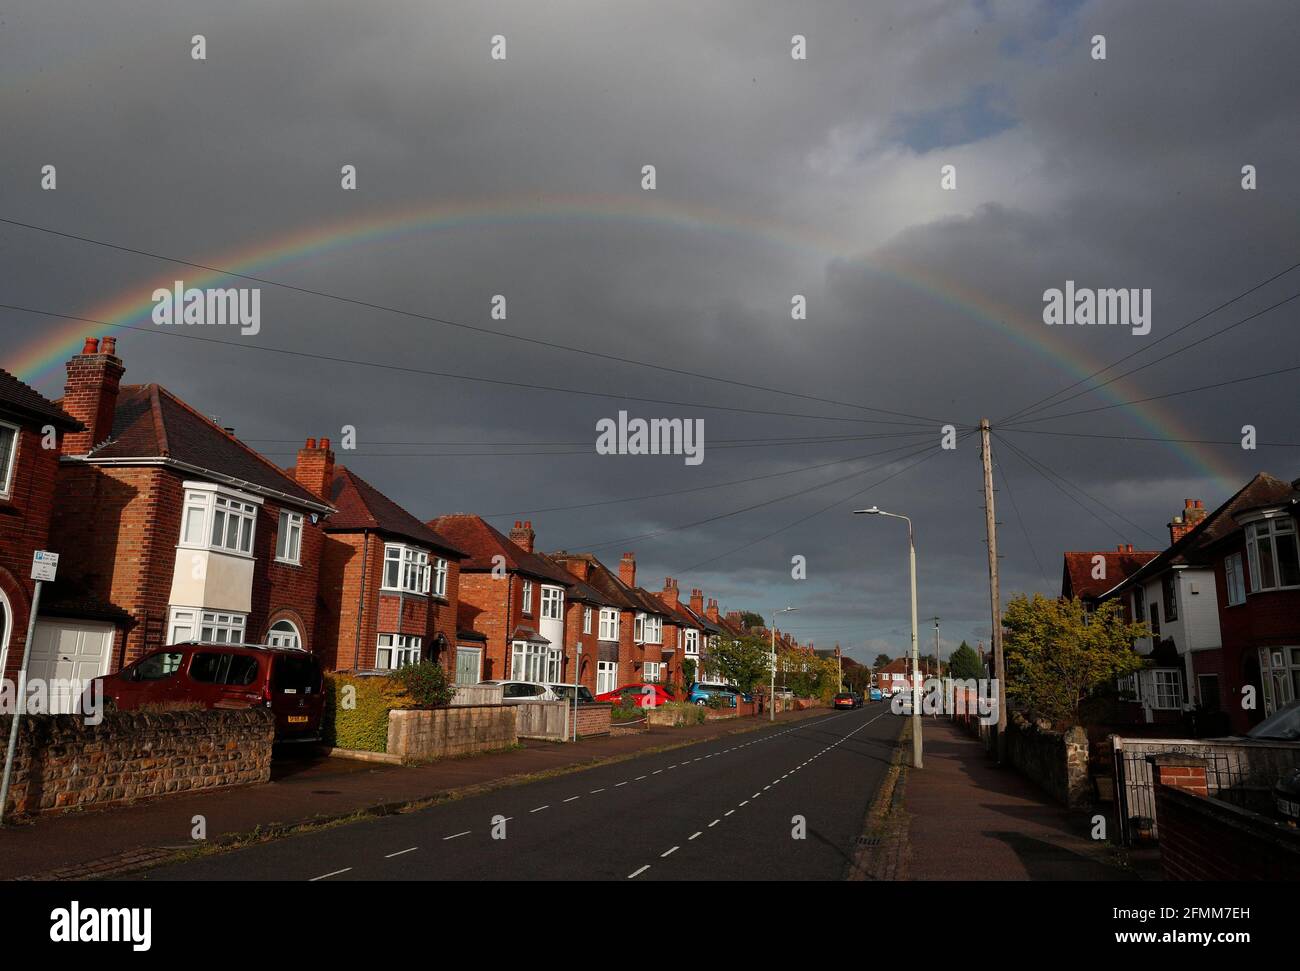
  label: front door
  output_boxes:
[455,647,482,685]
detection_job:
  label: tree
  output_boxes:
[681,657,697,687]
[947,641,985,681]
[873,653,892,671]
[738,611,765,631]
[705,634,771,693]
[1003,594,1149,727]
[780,650,840,701]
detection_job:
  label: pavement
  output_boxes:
[133,703,901,881]
[902,717,1135,880]
[0,704,853,880]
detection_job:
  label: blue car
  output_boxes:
[869,687,884,702]
[687,682,747,707]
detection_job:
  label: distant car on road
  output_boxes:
[95,642,325,741]
[479,679,562,703]
[869,687,884,702]
[833,692,861,710]
[596,682,675,707]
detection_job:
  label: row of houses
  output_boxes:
[0,337,807,708]
[1061,483,1300,733]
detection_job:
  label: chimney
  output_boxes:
[658,577,680,609]
[1168,498,1208,545]
[560,555,590,582]
[1127,544,1134,553]
[619,551,636,588]
[509,520,536,554]
[726,610,743,629]
[706,598,720,623]
[689,587,704,615]
[294,436,335,499]
[61,336,125,455]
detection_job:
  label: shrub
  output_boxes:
[660,701,706,725]
[389,660,455,708]
[610,703,645,722]
[323,673,408,752]
[704,694,725,710]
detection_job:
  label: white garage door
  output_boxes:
[30,621,116,714]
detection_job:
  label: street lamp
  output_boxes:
[853,506,922,769]
[770,606,797,722]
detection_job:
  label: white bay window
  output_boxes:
[383,543,431,594]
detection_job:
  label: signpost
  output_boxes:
[0,550,58,826]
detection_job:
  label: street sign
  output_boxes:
[30,550,59,582]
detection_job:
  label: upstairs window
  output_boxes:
[1161,573,1178,622]
[583,607,593,635]
[522,580,533,614]
[276,510,303,564]
[1247,518,1300,592]
[683,629,699,655]
[0,420,18,500]
[541,586,564,620]
[1224,552,1246,606]
[179,486,259,555]
[599,608,620,641]
[644,615,663,644]
[634,612,646,643]
[383,544,430,594]
[432,557,449,597]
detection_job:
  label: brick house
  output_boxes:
[290,438,467,675]
[874,656,919,694]
[1060,544,1159,609]
[48,337,334,681]
[680,586,724,684]
[1097,484,1300,730]
[430,516,577,686]
[0,367,83,686]
[1196,474,1300,732]
[549,550,644,694]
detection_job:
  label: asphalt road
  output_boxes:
[139,703,901,881]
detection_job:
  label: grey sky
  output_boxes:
[3,0,1298,661]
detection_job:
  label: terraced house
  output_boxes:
[47,338,334,689]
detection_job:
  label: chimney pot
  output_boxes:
[81,337,99,354]
[306,437,317,449]
[320,437,330,449]
[101,336,117,355]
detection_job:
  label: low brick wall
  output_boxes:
[647,705,705,728]
[0,710,274,817]
[575,703,612,738]
[1155,781,1300,880]
[1005,716,1090,808]
[387,705,516,760]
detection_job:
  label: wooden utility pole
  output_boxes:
[979,419,1008,762]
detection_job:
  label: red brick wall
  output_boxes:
[563,600,599,691]
[49,463,179,667]
[248,498,323,649]
[1154,784,1300,880]
[453,570,525,680]
[0,422,63,679]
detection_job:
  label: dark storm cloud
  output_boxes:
[1,0,1297,662]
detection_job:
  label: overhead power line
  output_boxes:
[0,214,957,427]
[999,260,1300,424]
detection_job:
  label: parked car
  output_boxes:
[687,681,745,707]
[548,683,595,703]
[479,679,561,702]
[596,682,674,707]
[1275,767,1300,827]
[94,642,325,741]
[1246,699,1300,742]
[869,687,884,702]
[833,692,861,710]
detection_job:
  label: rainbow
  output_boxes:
[5,193,1240,489]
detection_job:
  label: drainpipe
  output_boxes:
[352,529,369,672]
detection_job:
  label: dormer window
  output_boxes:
[383,543,431,594]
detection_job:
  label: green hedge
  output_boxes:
[323,673,410,752]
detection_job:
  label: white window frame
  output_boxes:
[1259,646,1300,715]
[1246,517,1300,593]
[377,633,421,669]
[168,606,247,645]
[511,640,548,682]
[0,420,19,500]
[683,629,699,656]
[599,608,620,641]
[644,661,662,683]
[1148,669,1183,711]
[521,580,534,614]
[1224,552,1246,606]
[541,585,564,621]
[432,557,448,597]
[275,510,303,565]
[383,543,431,595]
[634,612,646,643]
[644,615,662,645]
[583,606,593,635]
[267,618,301,649]
[178,484,261,557]
[596,660,618,695]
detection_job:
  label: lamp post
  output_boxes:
[853,506,921,769]
[770,606,797,722]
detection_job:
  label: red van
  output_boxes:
[95,642,325,741]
